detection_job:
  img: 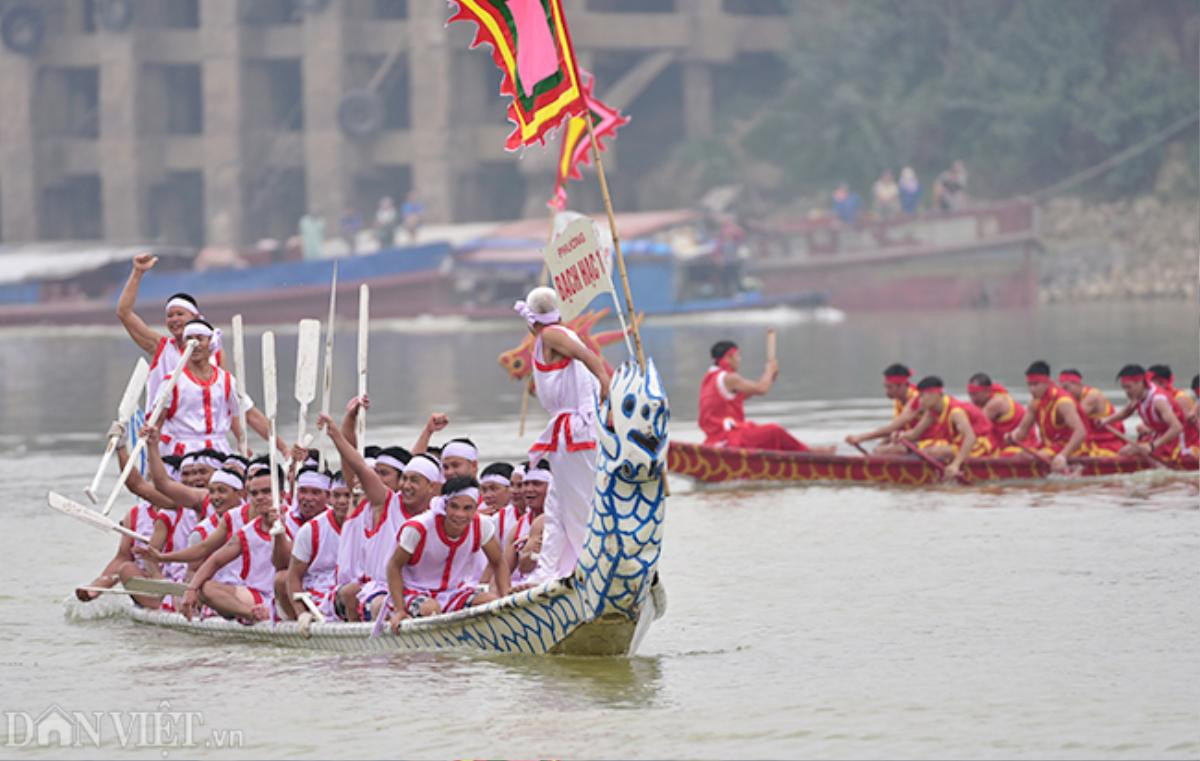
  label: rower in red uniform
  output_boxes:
[1148,364,1195,421]
[845,363,922,454]
[1057,368,1124,454]
[1101,363,1195,463]
[965,372,1035,451]
[1007,360,1111,472]
[698,340,834,453]
[900,376,993,481]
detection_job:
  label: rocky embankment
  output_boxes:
[1039,196,1198,303]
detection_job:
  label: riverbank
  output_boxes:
[1039,196,1199,303]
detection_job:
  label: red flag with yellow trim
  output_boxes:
[549,69,630,210]
[448,0,588,151]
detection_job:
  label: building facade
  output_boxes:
[0,0,790,247]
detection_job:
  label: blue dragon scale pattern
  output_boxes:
[120,358,670,656]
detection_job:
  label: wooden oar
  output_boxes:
[900,438,970,484]
[102,340,196,516]
[849,441,870,456]
[766,328,777,363]
[355,284,369,457]
[231,314,250,457]
[1105,424,1171,469]
[123,576,187,597]
[318,263,338,471]
[48,491,149,543]
[263,331,285,536]
[295,318,321,453]
[84,357,149,503]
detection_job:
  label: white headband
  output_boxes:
[209,470,244,491]
[331,474,347,489]
[363,457,376,468]
[441,441,478,462]
[480,474,510,487]
[514,300,561,326]
[182,322,214,339]
[165,297,200,315]
[165,463,181,481]
[296,471,331,491]
[404,456,442,483]
[183,452,222,469]
[523,468,551,484]
[444,486,480,503]
[376,454,406,473]
[511,464,525,477]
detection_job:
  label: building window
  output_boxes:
[374,0,407,19]
[247,60,304,131]
[242,0,300,26]
[36,67,99,139]
[722,0,788,15]
[163,65,204,134]
[39,175,103,240]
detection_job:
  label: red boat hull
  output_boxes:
[667,441,1198,485]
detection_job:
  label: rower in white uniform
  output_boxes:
[158,319,240,455]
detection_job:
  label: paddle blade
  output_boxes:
[124,576,187,597]
[231,314,248,395]
[48,491,148,543]
[116,358,150,421]
[321,264,338,416]
[295,319,321,404]
[357,284,369,380]
[262,331,277,418]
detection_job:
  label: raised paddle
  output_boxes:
[231,314,250,457]
[294,318,321,457]
[766,328,777,363]
[102,340,196,516]
[262,331,285,536]
[48,492,149,543]
[84,357,150,503]
[319,263,338,471]
[900,437,970,484]
[355,284,369,457]
[1104,424,1171,469]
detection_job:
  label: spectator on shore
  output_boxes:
[340,208,363,254]
[401,192,425,243]
[375,196,397,249]
[832,183,862,224]
[899,166,921,215]
[934,160,968,211]
[872,170,901,219]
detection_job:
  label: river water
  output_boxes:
[1,301,1197,759]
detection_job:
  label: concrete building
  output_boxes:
[0,0,790,248]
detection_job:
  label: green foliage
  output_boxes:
[721,0,1199,202]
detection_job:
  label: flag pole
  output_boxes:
[519,209,558,437]
[582,115,645,369]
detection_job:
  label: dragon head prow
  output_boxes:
[596,357,670,483]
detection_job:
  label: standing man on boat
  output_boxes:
[899,376,994,481]
[116,252,286,456]
[1100,364,1193,463]
[515,287,611,585]
[700,338,836,454]
[846,363,922,454]
[158,320,241,455]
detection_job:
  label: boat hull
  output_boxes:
[667,441,1197,484]
[122,574,664,656]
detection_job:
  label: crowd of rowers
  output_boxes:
[699,341,1199,479]
[76,256,615,633]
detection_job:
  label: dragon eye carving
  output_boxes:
[622,394,635,417]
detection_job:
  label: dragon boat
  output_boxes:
[667,441,1198,485]
[82,359,671,657]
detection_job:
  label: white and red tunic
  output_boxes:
[291,508,344,615]
[529,326,599,457]
[123,503,161,572]
[698,365,744,445]
[147,336,222,408]
[493,503,528,550]
[282,503,316,539]
[1138,387,1196,453]
[336,492,420,604]
[189,501,252,546]
[233,517,280,605]
[160,365,240,456]
[397,511,495,613]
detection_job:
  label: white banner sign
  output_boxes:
[544,216,614,321]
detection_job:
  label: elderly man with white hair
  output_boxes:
[513,286,612,584]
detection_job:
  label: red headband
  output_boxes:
[718,346,738,361]
[1058,371,1082,384]
[1025,373,1051,383]
[966,383,990,394]
[884,374,911,384]
[1119,371,1147,382]
[920,385,944,393]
